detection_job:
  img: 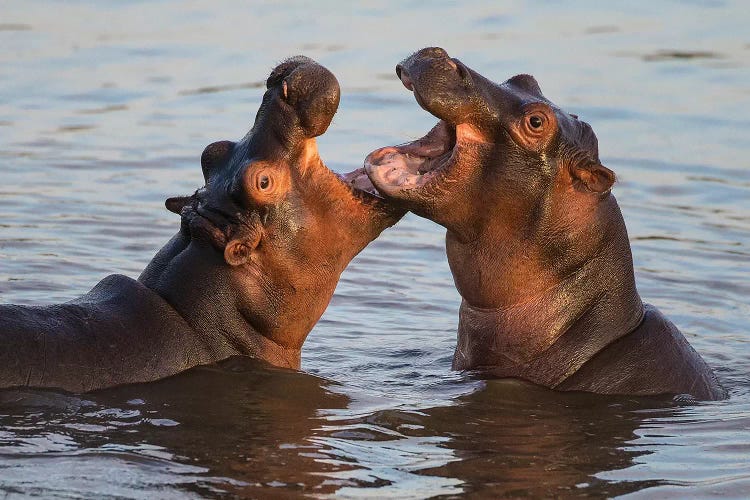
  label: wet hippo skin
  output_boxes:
[364,47,725,400]
[0,57,403,393]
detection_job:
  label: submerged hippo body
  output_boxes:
[0,57,402,393]
[365,47,724,400]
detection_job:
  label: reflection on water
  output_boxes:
[1,0,749,497]
[0,371,685,498]
[1,358,350,497]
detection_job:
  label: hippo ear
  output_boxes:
[165,195,192,214]
[201,140,235,182]
[570,161,616,193]
[224,231,262,267]
[507,74,543,96]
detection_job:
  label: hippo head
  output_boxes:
[364,47,615,244]
[160,57,402,357]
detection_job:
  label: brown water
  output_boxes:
[1,1,749,497]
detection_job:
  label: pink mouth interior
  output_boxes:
[364,121,456,191]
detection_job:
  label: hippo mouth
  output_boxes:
[363,120,457,198]
[337,167,381,198]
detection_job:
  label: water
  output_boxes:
[0,0,748,497]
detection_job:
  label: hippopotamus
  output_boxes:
[0,56,402,393]
[364,47,725,400]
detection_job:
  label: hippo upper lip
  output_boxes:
[399,72,434,119]
[399,71,414,92]
[195,202,242,225]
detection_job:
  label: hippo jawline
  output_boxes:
[363,120,457,195]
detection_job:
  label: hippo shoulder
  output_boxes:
[71,274,181,316]
[558,304,726,400]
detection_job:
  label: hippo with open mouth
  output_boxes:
[365,47,724,400]
[0,56,403,393]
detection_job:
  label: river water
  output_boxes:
[0,1,748,498]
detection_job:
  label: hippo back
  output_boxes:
[556,304,726,400]
[0,275,231,392]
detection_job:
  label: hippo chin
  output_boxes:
[0,56,403,393]
[365,47,725,400]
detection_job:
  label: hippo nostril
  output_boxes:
[395,64,402,80]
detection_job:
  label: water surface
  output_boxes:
[1,1,748,497]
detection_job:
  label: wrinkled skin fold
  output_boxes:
[0,56,403,393]
[365,47,724,400]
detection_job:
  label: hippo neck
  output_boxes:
[451,194,645,385]
[139,234,302,369]
[294,139,396,252]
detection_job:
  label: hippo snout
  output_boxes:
[393,47,477,126]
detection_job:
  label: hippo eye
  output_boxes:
[242,163,289,205]
[529,115,544,129]
[517,106,556,149]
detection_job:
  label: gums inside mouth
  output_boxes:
[363,120,456,192]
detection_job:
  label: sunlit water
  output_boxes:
[1,1,748,497]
